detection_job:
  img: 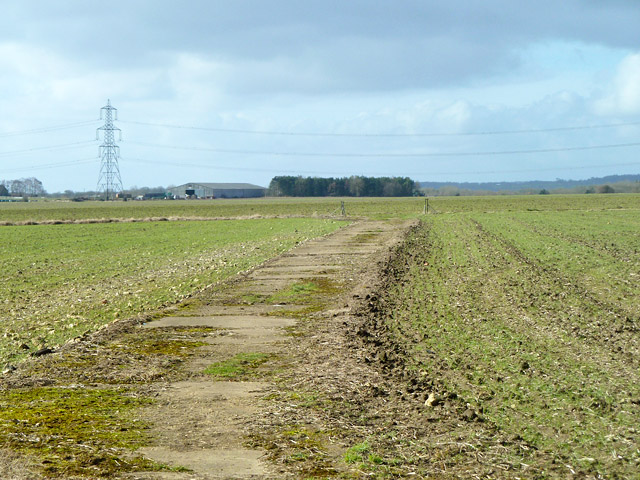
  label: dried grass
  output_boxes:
[0,449,41,480]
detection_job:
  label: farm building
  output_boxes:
[167,182,267,199]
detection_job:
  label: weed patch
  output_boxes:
[343,440,371,464]
[268,278,341,306]
[248,425,337,477]
[204,352,271,379]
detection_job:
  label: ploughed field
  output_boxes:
[364,207,640,477]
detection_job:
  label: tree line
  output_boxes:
[268,175,418,197]
[0,177,45,197]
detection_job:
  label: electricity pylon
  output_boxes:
[96,99,123,200]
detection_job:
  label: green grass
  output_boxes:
[0,218,343,366]
[2,193,637,223]
[343,440,372,464]
[204,352,271,379]
[267,278,341,306]
[0,197,421,222]
[341,440,404,477]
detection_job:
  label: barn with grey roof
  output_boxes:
[168,183,267,199]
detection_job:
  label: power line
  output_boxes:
[124,157,640,177]
[2,116,638,184]
[0,140,96,157]
[7,152,633,183]
[425,161,640,177]
[0,120,99,138]
[0,158,97,174]
[127,140,640,158]
[2,117,638,140]
[127,157,285,173]
[121,119,640,137]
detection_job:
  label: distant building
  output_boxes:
[142,192,172,200]
[167,183,267,199]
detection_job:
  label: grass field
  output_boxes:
[0,193,638,223]
[1,194,639,477]
[374,208,640,477]
[1,193,637,367]
[0,217,344,366]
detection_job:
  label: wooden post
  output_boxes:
[341,201,346,216]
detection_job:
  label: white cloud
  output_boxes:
[0,42,70,103]
[594,52,640,115]
[0,42,65,77]
[3,2,640,192]
[165,54,226,109]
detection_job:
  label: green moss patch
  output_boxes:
[24,327,212,385]
[268,278,341,306]
[0,386,158,477]
[204,352,271,379]
[349,232,380,243]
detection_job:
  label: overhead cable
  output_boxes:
[0,120,100,138]
[127,140,640,158]
[121,119,640,137]
[124,157,640,177]
[0,158,97,174]
[0,141,96,157]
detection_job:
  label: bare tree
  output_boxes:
[0,178,45,196]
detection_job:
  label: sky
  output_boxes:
[1,0,640,193]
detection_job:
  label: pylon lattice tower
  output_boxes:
[96,99,123,200]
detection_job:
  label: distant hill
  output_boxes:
[419,174,640,192]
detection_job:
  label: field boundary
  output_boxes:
[0,213,355,227]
